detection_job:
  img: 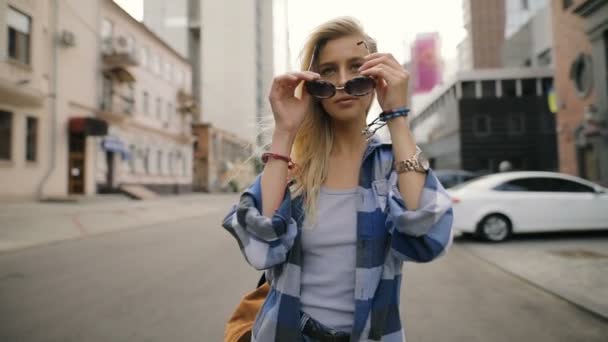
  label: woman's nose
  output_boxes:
[336,69,348,90]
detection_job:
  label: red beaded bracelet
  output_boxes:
[261,152,295,170]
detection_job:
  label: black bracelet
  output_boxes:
[379,107,410,122]
[362,107,411,139]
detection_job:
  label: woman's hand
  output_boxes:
[268,71,320,135]
[359,53,410,112]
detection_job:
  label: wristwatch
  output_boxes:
[394,146,430,174]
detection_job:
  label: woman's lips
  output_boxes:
[335,97,357,106]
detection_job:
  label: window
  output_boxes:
[175,69,183,86]
[545,178,594,193]
[461,81,476,98]
[570,53,594,98]
[481,80,496,97]
[0,111,12,160]
[151,53,160,74]
[541,78,553,95]
[101,18,113,39]
[144,148,150,173]
[167,152,173,175]
[142,91,149,115]
[473,115,491,136]
[156,97,162,118]
[502,80,517,97]
[508,113,525,135]
[521,79,536,96]
[25,116,37,161]
[165,62,172,81]
[537,49,552,67]
[167,102,173,123]
[125,34,135,54]
[8,7,32,64]
[128,144,136,172]
[140,46,148,68]
[496,177,594,193]
[157,150,163,174]
[495,178,545,191]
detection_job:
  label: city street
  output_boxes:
[0,194,606,342]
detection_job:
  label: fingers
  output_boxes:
[359,53,409,87]
[273,71,319,84]
[360,53,403,74]
[360,64,401,85]
[270,72,319,101]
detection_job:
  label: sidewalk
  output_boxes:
[0,193,231,254]
[460,236,608,321]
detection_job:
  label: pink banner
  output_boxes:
[411,33,441,93]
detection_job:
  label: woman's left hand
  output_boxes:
[359,53,410,112]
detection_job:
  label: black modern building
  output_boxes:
[410,68,557,174]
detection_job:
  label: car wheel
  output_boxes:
[476,214,512,242]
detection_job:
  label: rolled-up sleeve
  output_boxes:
[221,174,299,270]
[386,169,454,263]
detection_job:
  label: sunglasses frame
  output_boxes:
[305,41,376,99]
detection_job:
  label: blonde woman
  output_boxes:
[222,17,453,342]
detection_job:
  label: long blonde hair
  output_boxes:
[290,17,377,223]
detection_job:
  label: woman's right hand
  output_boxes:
[268,71,320,135]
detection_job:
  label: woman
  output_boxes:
[222,17,453,342]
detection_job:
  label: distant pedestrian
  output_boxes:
[222,17,453,342]
[499,160,513,172]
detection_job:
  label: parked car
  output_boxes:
[435,169,478,189]
[448,171,608,242]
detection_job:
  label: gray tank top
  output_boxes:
[300,185,358,333]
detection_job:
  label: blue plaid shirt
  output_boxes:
[222,135,454,342]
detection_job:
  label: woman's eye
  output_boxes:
[351,63,363,70]
[320,68,335,76]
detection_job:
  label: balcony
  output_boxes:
[176,89,198,117]
[102,36,139,67]
[0,60,44,107]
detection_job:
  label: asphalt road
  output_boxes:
[0,194,606,341]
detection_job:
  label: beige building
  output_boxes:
[192,123,254,192]
[0,0,195,200]
[1,0,102,199]
[98,0,195,195]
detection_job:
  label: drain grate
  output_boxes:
[549,249,608,259]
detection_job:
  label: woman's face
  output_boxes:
[316,35,374,122]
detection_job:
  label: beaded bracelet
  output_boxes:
[261,152,296,170]
[362,107,410,139]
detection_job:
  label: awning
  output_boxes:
[101,136,130,159]
[69,117,108,136]
[104,66,136,83]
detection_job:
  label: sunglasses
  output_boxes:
[305,41,376,99]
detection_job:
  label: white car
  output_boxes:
[447,171,608,242]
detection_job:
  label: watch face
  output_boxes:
[419,152,430,170]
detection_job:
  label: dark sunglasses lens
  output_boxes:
[345,76,375,96]
[305,80,335,98]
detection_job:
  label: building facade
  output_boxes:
[192,123,254,192]
[99,0,194,195]
[144,0,275,191]
[502,0,553,67]
[1,0,104,199]
[458,0,506,70]
[551,0,608,186]
[410,68,556,174]
[0,0,195,200]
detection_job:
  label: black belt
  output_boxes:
[301,315,351,342]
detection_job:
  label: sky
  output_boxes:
[286,0,465,66]
[114,0,466,72]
